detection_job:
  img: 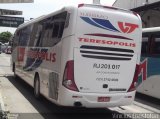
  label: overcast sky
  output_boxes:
[0,0,115,33]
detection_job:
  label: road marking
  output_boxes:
[121,104,153,113]
[109,103,160,119]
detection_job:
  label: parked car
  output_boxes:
[5,46,12,54]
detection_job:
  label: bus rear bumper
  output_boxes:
[58,89,136,108]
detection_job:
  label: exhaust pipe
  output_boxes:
[74,102,82,107]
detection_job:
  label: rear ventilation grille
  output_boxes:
[80,45,134,61]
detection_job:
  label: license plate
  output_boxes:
[97,97,110,102]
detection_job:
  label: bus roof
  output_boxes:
[78,3,136,14]
[17,4,138,31]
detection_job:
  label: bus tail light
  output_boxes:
[62,60,79,92]
[127,64,140,92]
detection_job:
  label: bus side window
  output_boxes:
[52,23,59,38]
[64,13,70,28]
[51,12,67,45]
[141,37,149,55]
[28,23,42,47]
[13,30,20,50]
[152,37,160,54]
[58,22,65,38]
[41,17,53,47]
[51,21,65,46]
[41,11,67,47]
[149,35,155,55]
[19,25,32,46]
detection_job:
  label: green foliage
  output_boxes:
[0,31,13,43]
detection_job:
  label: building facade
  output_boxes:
[113,0,160,28]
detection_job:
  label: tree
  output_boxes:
[0,31,13,43]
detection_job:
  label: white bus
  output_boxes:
[11,4,142,108]
[137,27,160,99]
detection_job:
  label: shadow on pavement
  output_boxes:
[135,92,160,110]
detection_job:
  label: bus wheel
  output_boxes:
[34,75,40,99]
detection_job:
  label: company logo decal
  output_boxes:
[138,59,147,81]
[79,37,136,47]
[27,49,56,63]
[118,22,139,33]
[18,47,56,71]
[80,17,119,32]
[80,17,139,33]
[18,47,25,62]
[137,59,147,87]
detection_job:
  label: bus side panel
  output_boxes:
[137,30,160,99]
[137,57,160,99]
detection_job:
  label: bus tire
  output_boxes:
[34,74,41,99]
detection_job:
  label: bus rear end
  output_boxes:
[60,4,142,107]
